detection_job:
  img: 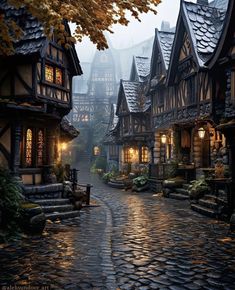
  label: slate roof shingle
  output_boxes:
[184,1,227,65]
[122,81,149,113]
[0,1,46,55]
[158,31,175,70]
[134,56,151,82]
[210,0,229,10]
[61,117,79,140]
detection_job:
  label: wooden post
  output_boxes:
[11,122,21,176]
[86,184,91,205]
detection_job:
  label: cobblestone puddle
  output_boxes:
[0,171,235,290]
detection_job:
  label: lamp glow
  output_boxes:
[161,134,167,144]
[198,127,206,139]
[61,142,67,150]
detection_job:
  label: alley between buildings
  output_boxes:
[1,162,235,290]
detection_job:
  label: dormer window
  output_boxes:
[45,64,63,86]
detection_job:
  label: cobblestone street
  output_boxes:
[0,167,235,290]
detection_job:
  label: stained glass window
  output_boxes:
[56,68,63,85]
[37,130,44,166]
[26,129,33,167]
[45,65,54,83]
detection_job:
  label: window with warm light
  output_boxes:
[94,146,100,156]
[45,64,63,86]
[26,129,33,167]
[56,68,63,85]
[24,128,45,167]
[45,65,54,83]
[37,130,44,166]
[141,146,149,163]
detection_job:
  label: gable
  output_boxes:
[179,33,192,61]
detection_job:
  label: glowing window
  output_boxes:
[37,130,44,166]
[45,65,54,83]
[26,129,33,167]
[56,68,63,85]
[141,146,149,163]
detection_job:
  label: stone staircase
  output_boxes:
[32,198,79,221]
[191,192,228,219]
[168,183,191,200]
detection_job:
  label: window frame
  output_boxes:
[22,127,45,168]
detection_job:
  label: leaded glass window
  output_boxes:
[56,68,63,85]
[45,65,54,83]
[26,129,33,167]
[141,146,149,163]
[37,130,44,166]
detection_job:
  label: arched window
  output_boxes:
[37,130,44,166]
[26,129,33,167]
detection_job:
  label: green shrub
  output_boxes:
[133,175,148,188]
[0,168,23,233]
[188,177,210,200]
[102,172,115,183]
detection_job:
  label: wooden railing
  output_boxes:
[68,168,92,205]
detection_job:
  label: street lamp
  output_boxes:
[198,127,206,139]
[61,142,68,151]
[161,134,167,144]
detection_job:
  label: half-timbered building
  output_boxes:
[208,0,235,225]
[150,0,228,183]
[116,56,151,172]
[0,2,82,185]
[103,104,120,171]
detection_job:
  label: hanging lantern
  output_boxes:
[198,127,206,139]
[161,134,167,144]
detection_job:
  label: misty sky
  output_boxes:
[75,0,202,62]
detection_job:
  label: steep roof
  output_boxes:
[119,80,149,113]
[183,1,226,65]
[207,0,234,68]
[0,1,46,55]
[60,117,79,140]
[134,56,151,82]
[0,1,82,75]
[210,0,229,9]
[157,31,175,70]
[103,104,119,144]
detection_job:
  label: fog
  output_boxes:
[75,0,181,62]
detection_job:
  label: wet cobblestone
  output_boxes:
[0,169,235,290]
[85,173,235,290]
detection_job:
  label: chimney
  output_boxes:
[161,21,171,32]
[197,0,209,5]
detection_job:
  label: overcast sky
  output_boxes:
[75,0,200,62]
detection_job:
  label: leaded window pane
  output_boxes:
[26,129,33,166]
[37,130,44,166]
[45,65,54,83]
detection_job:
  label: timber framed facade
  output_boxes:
[0,1,81,185]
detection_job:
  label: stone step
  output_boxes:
[45,211,79,221]
[198,198,218,210]
[175,188,190,196]
[169,193,189,200]
[108,181,125,189]
[191,203,217,218]
[203,195,226,204]
[182,183,191,190]
[42,204,74,213]
[32,198,71,206]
